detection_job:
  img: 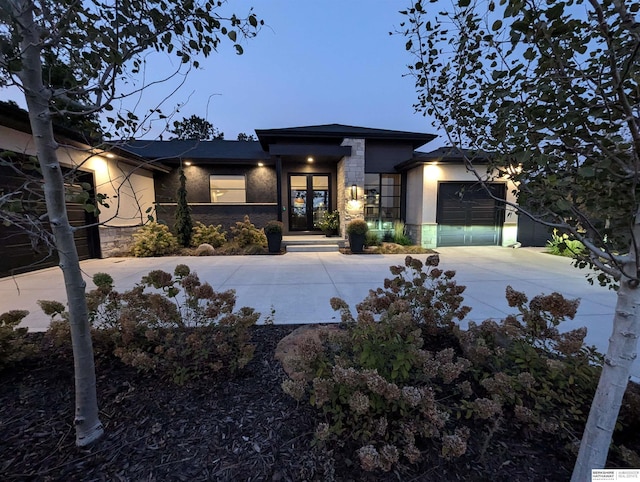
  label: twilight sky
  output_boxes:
[1,0,445,150]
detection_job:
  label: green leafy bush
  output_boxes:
[191,221,227,248]
[315,210,340,232]
[392,221,412,246]
[42,266,259,385]
[132,222,179,257]
[0,310,36,370]
[546,229,586,257]
[230,215,267,249]
[282,255,601,472]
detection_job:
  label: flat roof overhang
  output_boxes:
[268,144,352,158]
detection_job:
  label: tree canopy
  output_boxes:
[170,114,223,140]
[400,0,640,478]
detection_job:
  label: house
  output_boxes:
[0,109,540,277]
[120,125,522,248]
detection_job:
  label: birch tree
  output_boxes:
[400,0,640,479]
[0,0,261,446]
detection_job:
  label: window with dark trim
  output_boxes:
[209,175,246,203]
[364,173,401,229]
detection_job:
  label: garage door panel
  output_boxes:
[0,166,99,277]
[437,182,505,247]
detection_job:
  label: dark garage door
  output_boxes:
[0,166,100,278]
[437,182,505,246]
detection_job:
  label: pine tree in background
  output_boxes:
[174,168,193,247]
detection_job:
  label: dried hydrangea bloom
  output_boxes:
[473,397,503,420]
[314,422,331,441]
[281,378,306,401]
[379,444,399,472]
[348,391,370,414]
[357,445,380,471]
[441,427,470,459]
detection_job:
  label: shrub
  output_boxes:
[191,221,227,248]
[346,219,368,235]
[365,231,381,247]
[230,215,267,248]
[0,310,36,370]
[132,222,179,257]
[174,167,193,248]
[315,210,340,232]
[546,229,586,257]
[42,266,259,385]
[392,221,412,246]
[282,255,601,472]
[264,220,283,234]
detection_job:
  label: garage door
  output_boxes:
[437,182,505,246]
[0,166,100,278]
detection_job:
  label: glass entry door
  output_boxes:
[289,174,330,231]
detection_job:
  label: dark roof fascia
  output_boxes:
[395,147,492,171]
[268,143,352,157]
[255,124,436,151]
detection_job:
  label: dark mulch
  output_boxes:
[0,325,636,481]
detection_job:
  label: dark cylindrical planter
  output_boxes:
[267,233,282,253]
[349,234,365,253]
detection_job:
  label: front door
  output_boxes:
[289,174,330,231]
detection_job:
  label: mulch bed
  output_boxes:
[0,325,634,481]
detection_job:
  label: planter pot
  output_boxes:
[322,228,338,237]
[266,233,282,253]
[349,233,365,253]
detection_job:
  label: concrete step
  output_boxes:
[286,244,340,252]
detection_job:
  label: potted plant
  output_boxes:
[315,210,340,236]
[264,221,283,253]
[346,219,368,253]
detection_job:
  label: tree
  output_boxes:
[170,114,224,140]
[237,132,256,141]
[400,0,640,479]
[0,0,261,446]
[174,167,193,247]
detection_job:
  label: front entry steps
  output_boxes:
[283,235,344,252]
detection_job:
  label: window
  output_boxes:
[364,173,401,229]
[210,175,246,203]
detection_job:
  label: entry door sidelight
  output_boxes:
[289,174,330,231]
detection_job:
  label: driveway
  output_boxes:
[0,246,625,374]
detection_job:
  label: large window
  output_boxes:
[210,175,246,203]
[364,173,401,229]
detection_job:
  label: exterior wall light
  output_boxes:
[184,161,192,166]
[258,162,264,167]
[351,184,358,200]
[307,157,314,163]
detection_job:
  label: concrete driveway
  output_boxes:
[0,246,625,374]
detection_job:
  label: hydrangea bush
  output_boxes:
[282,255,602,472]
[42,265,258,385]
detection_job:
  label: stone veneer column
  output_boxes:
[338,138,365,238]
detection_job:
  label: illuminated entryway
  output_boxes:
[288,174,331,231]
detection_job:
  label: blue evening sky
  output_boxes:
[1,0,445,149]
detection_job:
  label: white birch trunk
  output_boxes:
[572,222,640,480]
[11,0,103,446]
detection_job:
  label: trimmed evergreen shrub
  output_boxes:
[191,222,227,248]
[174,168,193,247]
[132,222,179,257]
